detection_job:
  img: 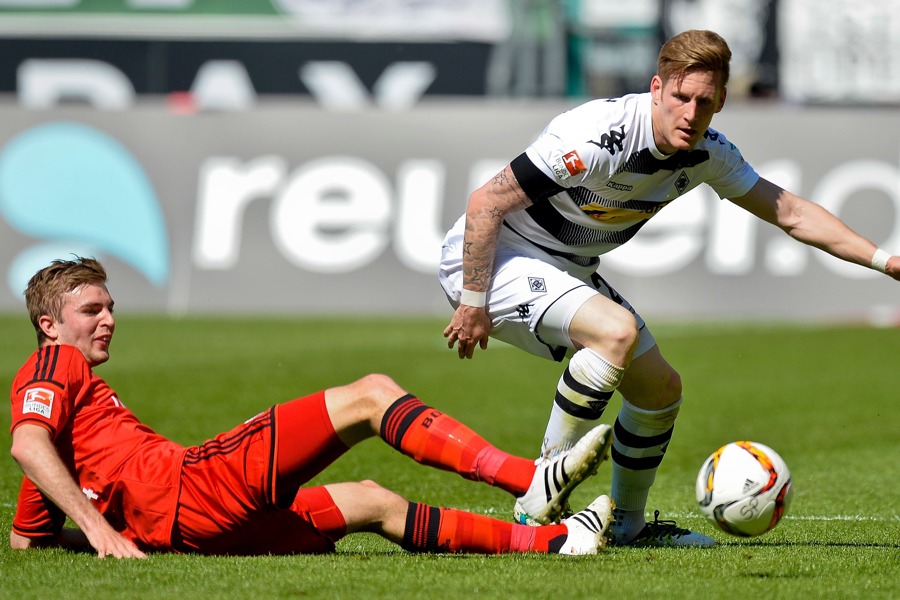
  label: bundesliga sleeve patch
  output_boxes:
[551,150,586,180]
[23,388,54,418]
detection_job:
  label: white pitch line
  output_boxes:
[478,506,897,522]
[631,512,897,523]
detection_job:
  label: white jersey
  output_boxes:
[504,92,759,264]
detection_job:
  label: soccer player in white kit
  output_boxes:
[439,29,899,546]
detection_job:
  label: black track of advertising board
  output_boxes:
[0,38,493,96]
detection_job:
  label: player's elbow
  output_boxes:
[10,424,52,467]
[774,194,818,239]
[9,434,36,469]
[9,438,27,467]
[466,187,494,217]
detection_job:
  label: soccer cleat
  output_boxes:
[617,510,717,548]
[554,495,615,555]
[513,423,613,525]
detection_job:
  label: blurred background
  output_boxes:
[0,0,897,323]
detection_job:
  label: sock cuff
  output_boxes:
[380,394,428,449]
[620,396,683,424]
[401,502,442,553]
[568,347,625,391]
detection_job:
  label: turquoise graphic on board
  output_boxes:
[0,121,169,297]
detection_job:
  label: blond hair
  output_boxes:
[658,30,731,88]
[24,256,108,345]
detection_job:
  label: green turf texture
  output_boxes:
[0,315,897,599]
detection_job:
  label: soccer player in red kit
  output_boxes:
[9,257,615,558]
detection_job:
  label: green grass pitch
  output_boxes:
[0,315,897,599]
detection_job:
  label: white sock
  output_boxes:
[610,397,682,543]
[540,348,623,458]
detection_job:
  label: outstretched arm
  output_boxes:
[10,424,147,559]
[444,165,534,358]
[729,177,899,279]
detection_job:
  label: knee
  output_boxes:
[345,373,407,418]
[356,480,408,512]
[355,373,402,396]
[661,368,683,405]
[644,365,683,409]
[617,351,683,410]
[607,308,640,352]
[590,305,639,359]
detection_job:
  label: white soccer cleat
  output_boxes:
[514,423,613,525]
[615,510,717,548]
[555,495,615,555]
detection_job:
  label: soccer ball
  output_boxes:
[695,441,793,537]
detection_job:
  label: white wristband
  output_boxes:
[871,248,891,273]
[459,289,487,308]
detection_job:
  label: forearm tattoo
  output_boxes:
[463,214,493,289]
[462,166,530,292]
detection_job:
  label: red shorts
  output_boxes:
[172,391,350,555]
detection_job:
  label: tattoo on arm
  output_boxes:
[462,165,531,292]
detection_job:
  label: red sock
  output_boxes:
[401,503,568,554]
[519,521,569,553]
[381,395,535,495]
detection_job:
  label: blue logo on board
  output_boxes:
[0,121,169,297]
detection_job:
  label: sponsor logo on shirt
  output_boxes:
[552,150,586,179]
[606,180,633,192]
[588,125,626,156]
[23,387,54,418]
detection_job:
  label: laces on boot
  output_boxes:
[641,510,691,540]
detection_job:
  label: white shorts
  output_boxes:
[439,215,656,362]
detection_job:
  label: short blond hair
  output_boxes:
[658,30,731,89]
[24,256,108,346]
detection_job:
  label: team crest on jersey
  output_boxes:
[674,171,690,195]
[552,150,586,180]
[23,387,54,418]
[528,277,547,293]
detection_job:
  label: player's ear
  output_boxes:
[38,314,59,342]
[650,75,663,103]
[716,87,727,113]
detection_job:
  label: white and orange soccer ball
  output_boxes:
[695,441,793,537]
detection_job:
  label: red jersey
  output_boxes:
[10,345,187,551]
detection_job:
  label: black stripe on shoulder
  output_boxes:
[39,346,61,381]
[510,152,565,202]
[17,346,65,394]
